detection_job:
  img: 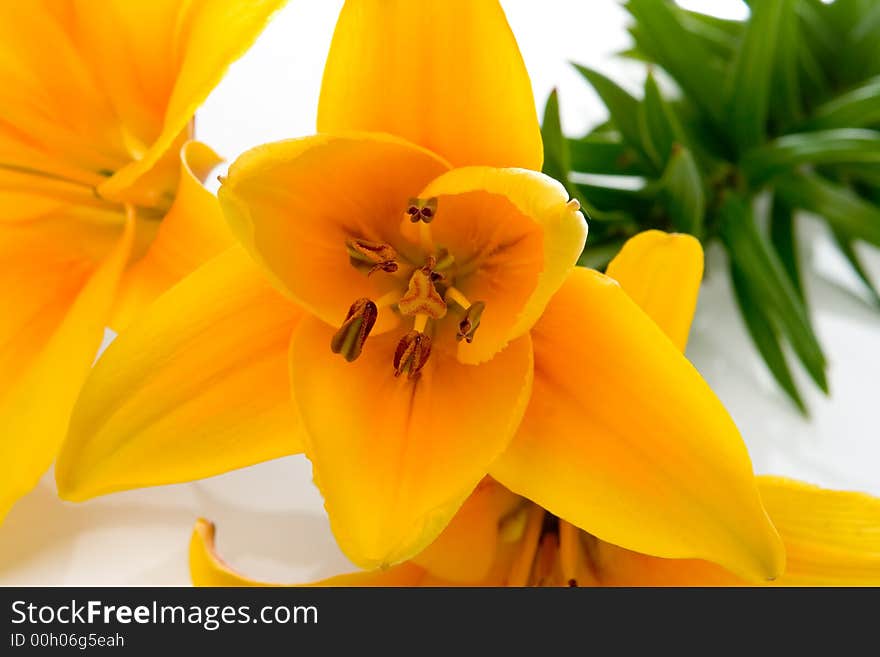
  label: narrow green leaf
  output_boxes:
[573,182,654,216]
[730,264,808,415]
[637,72,680,169]
[541,89,571,187]
[775,172,880,247]
[743,129,880,184]
[802,75,880,130]
[770,0,802,126]
[571,64,647,164]
[567,136,646,176]
[723,0,788,150]
[848,2,880,81]
[719,194,828,393]
[830,228,880,307]
[625,0,724,123]
[576,239,628,270]
[660,145,704,237]
[768,195,803,301]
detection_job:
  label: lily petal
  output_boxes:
[56,247,304,501]
[289,316,533,569]
[755,477,880,585]
[593,477,880,586]
[318,0,542,170]
[0,2,124,185]
[606,230,704,352]
[111,141,233,329]
[220,134,449,332]
[0,209,133,522]
[92,0,287,200]
[190,518,430,587]
[490,267,785,582]
[411,478,523,582]
[414,167,587,364]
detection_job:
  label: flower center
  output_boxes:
[329,197,487,378]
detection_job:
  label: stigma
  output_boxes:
[398,258,447,319]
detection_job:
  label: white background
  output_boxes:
[1,0,878,585]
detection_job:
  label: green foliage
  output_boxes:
[550,0,880,413]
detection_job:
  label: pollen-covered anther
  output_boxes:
[397,264,447,319]
[406,197,438,224]
[393,330,432,379]
[345,238,399,276]
[456,300,486,343]
[330,298,378,362]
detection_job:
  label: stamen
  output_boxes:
[433,248,455,272]
[405,198,438,252]
[446,287,485,343]
[374,290,402,309]
[445,286,471,309]
[406,197,438,224]
[393,330,432,379]
[330,298,378,362]
[398,266,447,319]
[457,301,486,343]
[506,505,546,587]
[558,520,581,587]
[346,238,399,276]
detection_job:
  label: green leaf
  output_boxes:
[567,135,646,176]
[775,172,880,247]
[830,228,880,307]
[719,194,828,393]
[576,239,628,270]
[541,89,571,188]
[742,129,880,184]
[847,2,880,81]
[723,0,789,150]
[571,64,648,164]
[770,0,802,126]
[768,195,803,301]
[730,264,807,415]
[802,75,880,130]
[637,72,680,169]
[659,145,704,236]
[625,0,724,123]
[573,182,653,216]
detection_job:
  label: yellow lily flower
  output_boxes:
[189,233,880,587]
[57,0,783,581]
[0,0,285,522]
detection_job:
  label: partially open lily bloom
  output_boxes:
[189,234,880,587]
[192,475,880,587]
[0,0,285,522]
[58,1,784,581]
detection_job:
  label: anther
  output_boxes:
[345,238,399,276]
[456,301,486,343]
[393,330,432,379]
[330,298,378,362]
[406,197,438,223]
